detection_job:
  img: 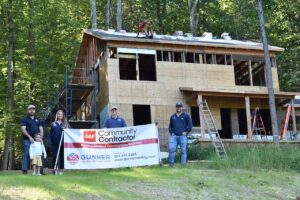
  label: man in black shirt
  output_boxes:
[20,104,44,174]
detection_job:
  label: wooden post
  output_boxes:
[291,99,297,135]
[197,94,205,138]
[245,96,252,139]
[249,60,253,86]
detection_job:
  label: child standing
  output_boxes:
[29,134,47,175]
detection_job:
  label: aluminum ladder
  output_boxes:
[199,100,227,157]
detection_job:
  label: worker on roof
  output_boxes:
[136,20,153,39]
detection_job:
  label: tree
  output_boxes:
[90,0,97,29]
[257,0,280,144]
[2,0,14,170]
[188,0,200,36]
[116,0,122,31]
[105,0,110,30]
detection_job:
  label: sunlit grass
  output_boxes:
[0,164,299,200]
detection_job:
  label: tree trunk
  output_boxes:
[257,0,279,144]
[105,0,110,30]
[90,0,97,29]
[188,0,199,36]
[116,0,122,31]
[28,0,35,68]
[156,0,167,34]
[2,0,14,170]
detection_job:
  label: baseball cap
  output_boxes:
[175,102,183,107]
[111,106,118,110]
[27,105,36,110]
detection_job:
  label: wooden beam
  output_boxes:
[245,96,252,139]
[291,99,297,135]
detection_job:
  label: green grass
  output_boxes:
[1,145,300,199]
[193,145,300,171]
[0,164,300,200]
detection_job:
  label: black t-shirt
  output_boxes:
[20,115,41,140]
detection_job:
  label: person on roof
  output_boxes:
[136,20,153,39]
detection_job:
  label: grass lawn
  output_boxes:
[0,164,299,200]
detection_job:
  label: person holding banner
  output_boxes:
[50,110,70,175]
[103,106,127,128]
[168,102,193,166]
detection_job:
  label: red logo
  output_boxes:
[84,130,96,142]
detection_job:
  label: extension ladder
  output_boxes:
[281,105,292,140]
[199,100,227,157]
[251,107,267,140]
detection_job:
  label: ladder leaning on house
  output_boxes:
[199,100,227,157]
[251,107,267,139]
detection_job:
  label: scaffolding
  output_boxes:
[45,67,98,129]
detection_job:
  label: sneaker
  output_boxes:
[55,171,58,175]
[37,173,42,176]
[32,172,36,176]
[59,172,63,175]
[22,170,28,175]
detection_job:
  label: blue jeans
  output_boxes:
[22,140,30,171]
[169,135,187,165]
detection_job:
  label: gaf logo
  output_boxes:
[84,130,96,142]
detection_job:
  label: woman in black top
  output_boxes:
[50,110,70,175]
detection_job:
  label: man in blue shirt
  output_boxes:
[20,104,44,174]
[103,106,127,128]
[168,102,193,166]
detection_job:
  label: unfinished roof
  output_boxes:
[85,29,284,52]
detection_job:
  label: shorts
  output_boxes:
[32,155,42,167]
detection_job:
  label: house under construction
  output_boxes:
[48,30,299,149]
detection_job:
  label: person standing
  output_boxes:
[50,110,70,175]
[168,102,193,166]
[20,104,44,174]
[29,134,47,176]
[103,106,127,128]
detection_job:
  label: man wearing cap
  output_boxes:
[168,102,193,166]
[103,106,127,128]
[20,104,44,174]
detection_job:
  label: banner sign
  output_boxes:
[64,124,160,169]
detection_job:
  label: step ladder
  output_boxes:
[281,105,292,140]
[251,107,267,140]
[199,100,227,157]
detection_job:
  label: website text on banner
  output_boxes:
[64,124,160,169]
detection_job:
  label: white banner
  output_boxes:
[64,124,160,169]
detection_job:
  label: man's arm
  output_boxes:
[21,126,34,143]
[168,115,174,135]
[39,126,44,138]
[185,114,193,134]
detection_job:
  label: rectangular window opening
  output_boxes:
[185,52,195,63]
[133,105,151,126]
[252,61,266,86]
[234,60,251,85]
[216,54,226,65]
[109,47,117,59]
[138,54,157,81]
[174,52,182,62]
[119,53,137,80]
